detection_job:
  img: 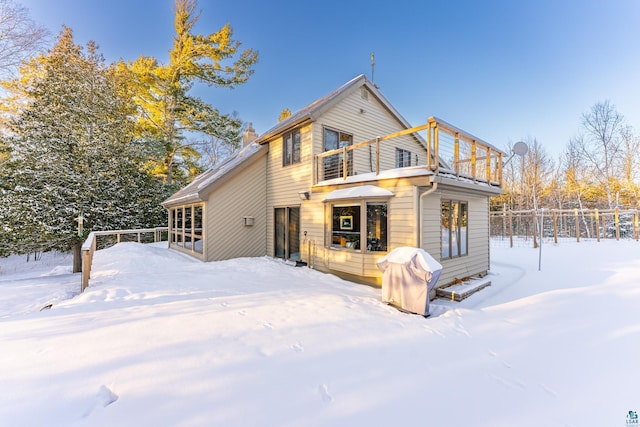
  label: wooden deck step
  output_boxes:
[435,277,491,302]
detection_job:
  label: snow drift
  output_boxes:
[1,240,639,426]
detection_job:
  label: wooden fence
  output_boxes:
[490,208,640,247]
[81,227,168,292]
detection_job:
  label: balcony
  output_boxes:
[314,116,504,187]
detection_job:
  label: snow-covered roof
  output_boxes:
[162,142,266,207]
[321,185,394,202]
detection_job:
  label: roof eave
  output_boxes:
[161,193,204,208]
[254,115,312,144]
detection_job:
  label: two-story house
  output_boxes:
[162,74,505,288]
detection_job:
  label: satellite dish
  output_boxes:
[512,141,529,157]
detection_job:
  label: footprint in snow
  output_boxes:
[488,350,512,368]
[454,326,471,337]
[238,310,247,316]
[424,326,446,338]
[318,384,333,404]
[97,385,118,407]
[82,385,118,418]
[263,321,274,330]
[292,342,304,353]
[540,383,558,398]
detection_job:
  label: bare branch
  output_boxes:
[0,0,49,77]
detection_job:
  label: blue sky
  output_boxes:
[19,0,640,158]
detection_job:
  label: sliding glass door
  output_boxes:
[274,207,300,261]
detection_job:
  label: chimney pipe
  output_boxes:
[243,122,258,147]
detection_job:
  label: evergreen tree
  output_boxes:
[122,0,258,184]
[0,27,166,267]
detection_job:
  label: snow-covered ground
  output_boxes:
[1,240,639,426]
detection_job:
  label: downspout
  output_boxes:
[417,180,438,249]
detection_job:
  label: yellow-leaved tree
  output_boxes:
[122,0,258,185]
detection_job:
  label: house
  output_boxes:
[162,75,505,288]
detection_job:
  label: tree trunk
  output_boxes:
[72,243,82,273]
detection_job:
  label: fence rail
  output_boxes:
[81,227,168,292]
[490,208,640,247]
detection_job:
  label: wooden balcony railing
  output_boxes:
[314,116,504,186]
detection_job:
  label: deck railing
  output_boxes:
[81,227,168,292]
[314,116,504,186]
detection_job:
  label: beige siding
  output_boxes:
[312,87,426,171]
[265,85,425,262]
[259,82,492,289]
[265,123,313,256]
[303,179,419,284]
[204,153,267,261]
[421,188,490,286]
[294,84,428,282]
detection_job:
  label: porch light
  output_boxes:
[298,191,310,201]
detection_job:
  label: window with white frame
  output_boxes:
[396,148,412,168]
[441,200,468,259]
[329,201,388,252]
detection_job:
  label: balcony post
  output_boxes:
[433,123,439,172]
[375,137,380,175]
[454,133,459,175]
[342,147,348,179]
[427,121,432,170]
[471,141,477,181]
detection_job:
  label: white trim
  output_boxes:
[321,185,394,202]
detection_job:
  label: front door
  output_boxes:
[274,207,300,261]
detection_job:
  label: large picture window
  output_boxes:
[441,200,468,259]
[283,128,301,166]
[331,205,361,249]
[329,201,388,252]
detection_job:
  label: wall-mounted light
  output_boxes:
[243,216,255,226]
[298,191,310,201]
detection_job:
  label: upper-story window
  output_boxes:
[283,128,301,166]
[396,148,412,168]
[323,127,353,179]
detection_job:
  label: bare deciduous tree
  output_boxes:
[578,100,624,208]
[619,125,640,207]
[0,0,49,77]
[520,137,553,210]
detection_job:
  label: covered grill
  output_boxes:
[377,247,442,316]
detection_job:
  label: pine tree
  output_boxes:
[122,0,258,184]
[0,27,166,267]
